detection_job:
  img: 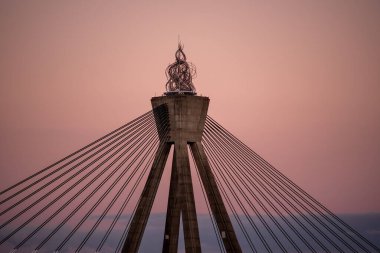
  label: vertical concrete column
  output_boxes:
[152,95,206,253]
[162,151,181,253]
[190,141,242,253]
[175,141,201,253]
[122,143,171,253]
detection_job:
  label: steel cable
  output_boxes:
[96,140,158,252]
[0,115,154,237]
[200,141,258,253]
[207,116,378,252]
[2,118,154,247]
[206,117,339,252]
[0,111,153,197]
[0,112,153,217]
[203,134,287,252]
[32,122,157,251]
[190,144,240,252]
[202,139,272,252]
[204,123,318,252]
[189,147,225,253]
[115,135,171,253]
[115,110,171,253]
[203,128,303,253]
[74,130,159,252]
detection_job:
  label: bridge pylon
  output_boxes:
[1,43,379,253]
[122,43,241,253]
[122,95,242,253]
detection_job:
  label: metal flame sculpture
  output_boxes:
[165,43,197,95]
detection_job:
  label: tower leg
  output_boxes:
[190,142,242,253]
[162,150,181,253]
[176,142,201,253]
[122,143,171,253]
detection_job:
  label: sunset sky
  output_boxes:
[0,0,379,217]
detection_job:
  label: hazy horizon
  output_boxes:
[1,213,379,252]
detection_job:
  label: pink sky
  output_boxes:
[0,0,379,214]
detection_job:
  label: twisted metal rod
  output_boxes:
[165,43,196,94]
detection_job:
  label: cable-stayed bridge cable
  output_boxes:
[96,140,158,252]
[203,127,303,253]
[56,125,158,252]
[0,112,153,217]
[189,147,225,253]
[0,112,157,249]
[0,114,154,233]
[204,120,323,251]
[202,137,273,252]
[206,115,379,252]
[0,111,153,197]
[203,121,318,252]
[33,122,157,251]
[0,110,378,253]
[205,117,344,252]
[201,142,258,253]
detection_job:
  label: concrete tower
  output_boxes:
[122,45,241,253]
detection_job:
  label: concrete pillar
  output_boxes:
[175,141,201,253]
[162,151,181,253]
[123,95,241,253]
[122,143,171,253]
[190,142,242,253]
[153,95,207,253]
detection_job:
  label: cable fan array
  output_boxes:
[0,112,379,252]
[0,111,165,253]
[201,116,379,253]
